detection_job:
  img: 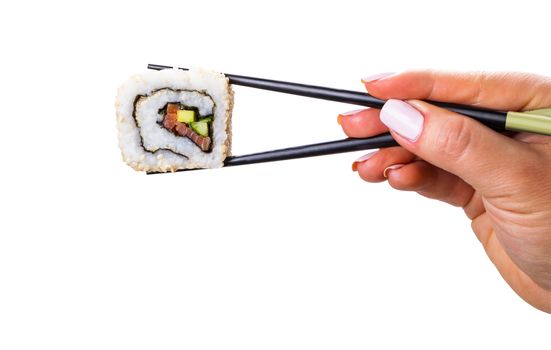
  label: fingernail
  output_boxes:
[361,72,395,84]
[338,108,367,124]
[380,99,424,141]
[352,151,378,172]
[383,164,405,178]
[340,108,367,117]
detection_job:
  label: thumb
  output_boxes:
[379,99,537,195]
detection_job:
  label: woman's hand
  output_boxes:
[339,71,551,313]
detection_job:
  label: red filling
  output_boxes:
[163,103,211,152]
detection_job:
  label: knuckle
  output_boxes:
[432,117,475,161]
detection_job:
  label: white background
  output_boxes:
[1,0,550,349]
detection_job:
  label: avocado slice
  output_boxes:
[177,110,195,123]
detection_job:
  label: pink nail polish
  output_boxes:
[351,151,377,172]
[380,99,424,141]
[383,164,405,178]
[340,108,368,117]
[355,151,378,163]
[361,72,395,84]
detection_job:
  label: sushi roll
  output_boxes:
[115,68,233,172]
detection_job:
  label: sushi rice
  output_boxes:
[115,68,233,172]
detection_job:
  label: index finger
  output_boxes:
[364,70,551,111]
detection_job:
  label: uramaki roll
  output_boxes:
[115,68,233,172]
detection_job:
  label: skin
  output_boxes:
[339,71,551,313]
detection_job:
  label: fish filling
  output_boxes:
[160,103,213,152]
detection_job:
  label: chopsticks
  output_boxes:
[147,64,551,173]
[148,64,509,128]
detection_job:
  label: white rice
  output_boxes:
[115,68,233,172]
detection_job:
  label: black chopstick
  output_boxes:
[223,134,397,166]
[148,64,508,130]
[146,134,398,174]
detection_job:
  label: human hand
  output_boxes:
[338,71,551,313]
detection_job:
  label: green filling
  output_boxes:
[190,121,209,137]
[198,116,213,123]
